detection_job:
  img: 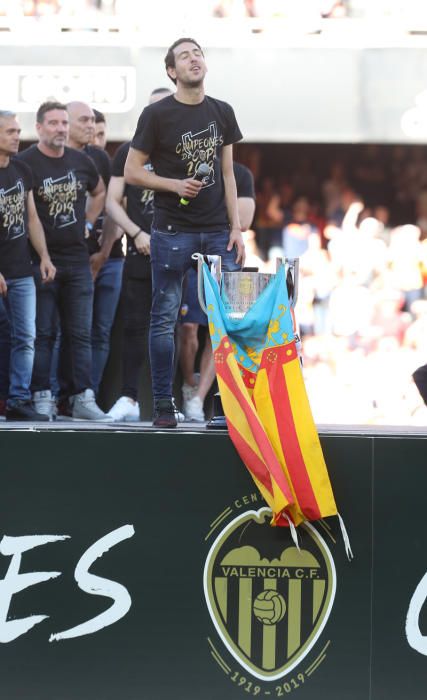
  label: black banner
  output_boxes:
[0,429,425,699]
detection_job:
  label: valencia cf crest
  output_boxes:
[204,507,336,681]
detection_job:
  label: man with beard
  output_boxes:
[19,101,108,420]
[125,38,245,427]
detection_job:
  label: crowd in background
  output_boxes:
[236,142,427,424]
[0,1,347,19]
[0,0,423,23]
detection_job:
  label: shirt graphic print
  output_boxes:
[0,179,26,240]
[176,121,222,188]
[38,171,81,229]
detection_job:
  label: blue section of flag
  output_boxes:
[202,264,295,372]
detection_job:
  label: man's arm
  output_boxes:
[0,273,7,296]
[238,197,256,232]
[85,176,108,279]
[222,145,245,265]
[124,147,202,201]
[85,176,106,230]
[89,214,121,280]
[26,191,56,282]
[106,176,150,255]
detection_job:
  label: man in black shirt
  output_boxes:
[106,88,174,422]
[125,37,245,427]
[67,100,124,395]
[0,110,55,421]
[92,109,108,151]
[0,297,9,415]
[19,101,109,421]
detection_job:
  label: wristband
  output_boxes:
[132,229,142,240]
[85,221,94,232]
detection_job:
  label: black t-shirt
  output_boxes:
[18,145,99,265]
[111,141,152,278]
[131,94,242,232]
[84,145,122,259]
[85,144,111,189]
[234,161,255,200]
[0,158,33,280]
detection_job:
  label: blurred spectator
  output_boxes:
[283,197,318,258]
[253,177,284,256]
[388,224,424,313]
[352,145,389,208]
[322,160,349,222]
[291,157,319,200]
[299,232,335,334]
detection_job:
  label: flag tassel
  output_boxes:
[282,512,300,550]
[338,513,353,561]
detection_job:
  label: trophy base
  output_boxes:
[206,392,228,431]
[206,415,228,430]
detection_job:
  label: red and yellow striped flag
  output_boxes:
[203,263,339,532]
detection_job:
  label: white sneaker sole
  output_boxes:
[110,415,140,422]
[71,415,112,422]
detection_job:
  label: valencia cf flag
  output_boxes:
[202,263,348,549]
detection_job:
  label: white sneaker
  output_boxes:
[182,372,200,403]
[108,396,140,422]
[184,395,205,422]
[72,389,110,421]
[172,397,185,423]
[33,389,56,420]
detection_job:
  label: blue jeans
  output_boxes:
[0,296,10,399]
[91,257,124,393]
[149,228,240,399]
[32,262,94,398]
[2,276,36,403]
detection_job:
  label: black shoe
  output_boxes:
[153,398,178,428]
[6,400,50,422]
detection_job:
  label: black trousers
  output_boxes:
[120,275,152,401]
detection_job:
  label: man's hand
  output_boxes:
[227,228,245,267]
[39,256,56,283]
[0,273,7,296]
[175,178,203,200]
[134,231,151,255]
[90,252,107,281]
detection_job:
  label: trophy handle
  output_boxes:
[192,253,222,315]
[276,257,299,307]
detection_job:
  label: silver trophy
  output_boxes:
[193,255,300,428]
[194,255,299,316]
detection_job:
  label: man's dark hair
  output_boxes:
[164,37,203,84]
[36,101,68,124]
[93,108,106,124]
[150,87,171,97]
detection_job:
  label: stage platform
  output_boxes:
[0,416,426,435]
[0,420,425,700]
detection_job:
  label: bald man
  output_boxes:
[67,101,124,395]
